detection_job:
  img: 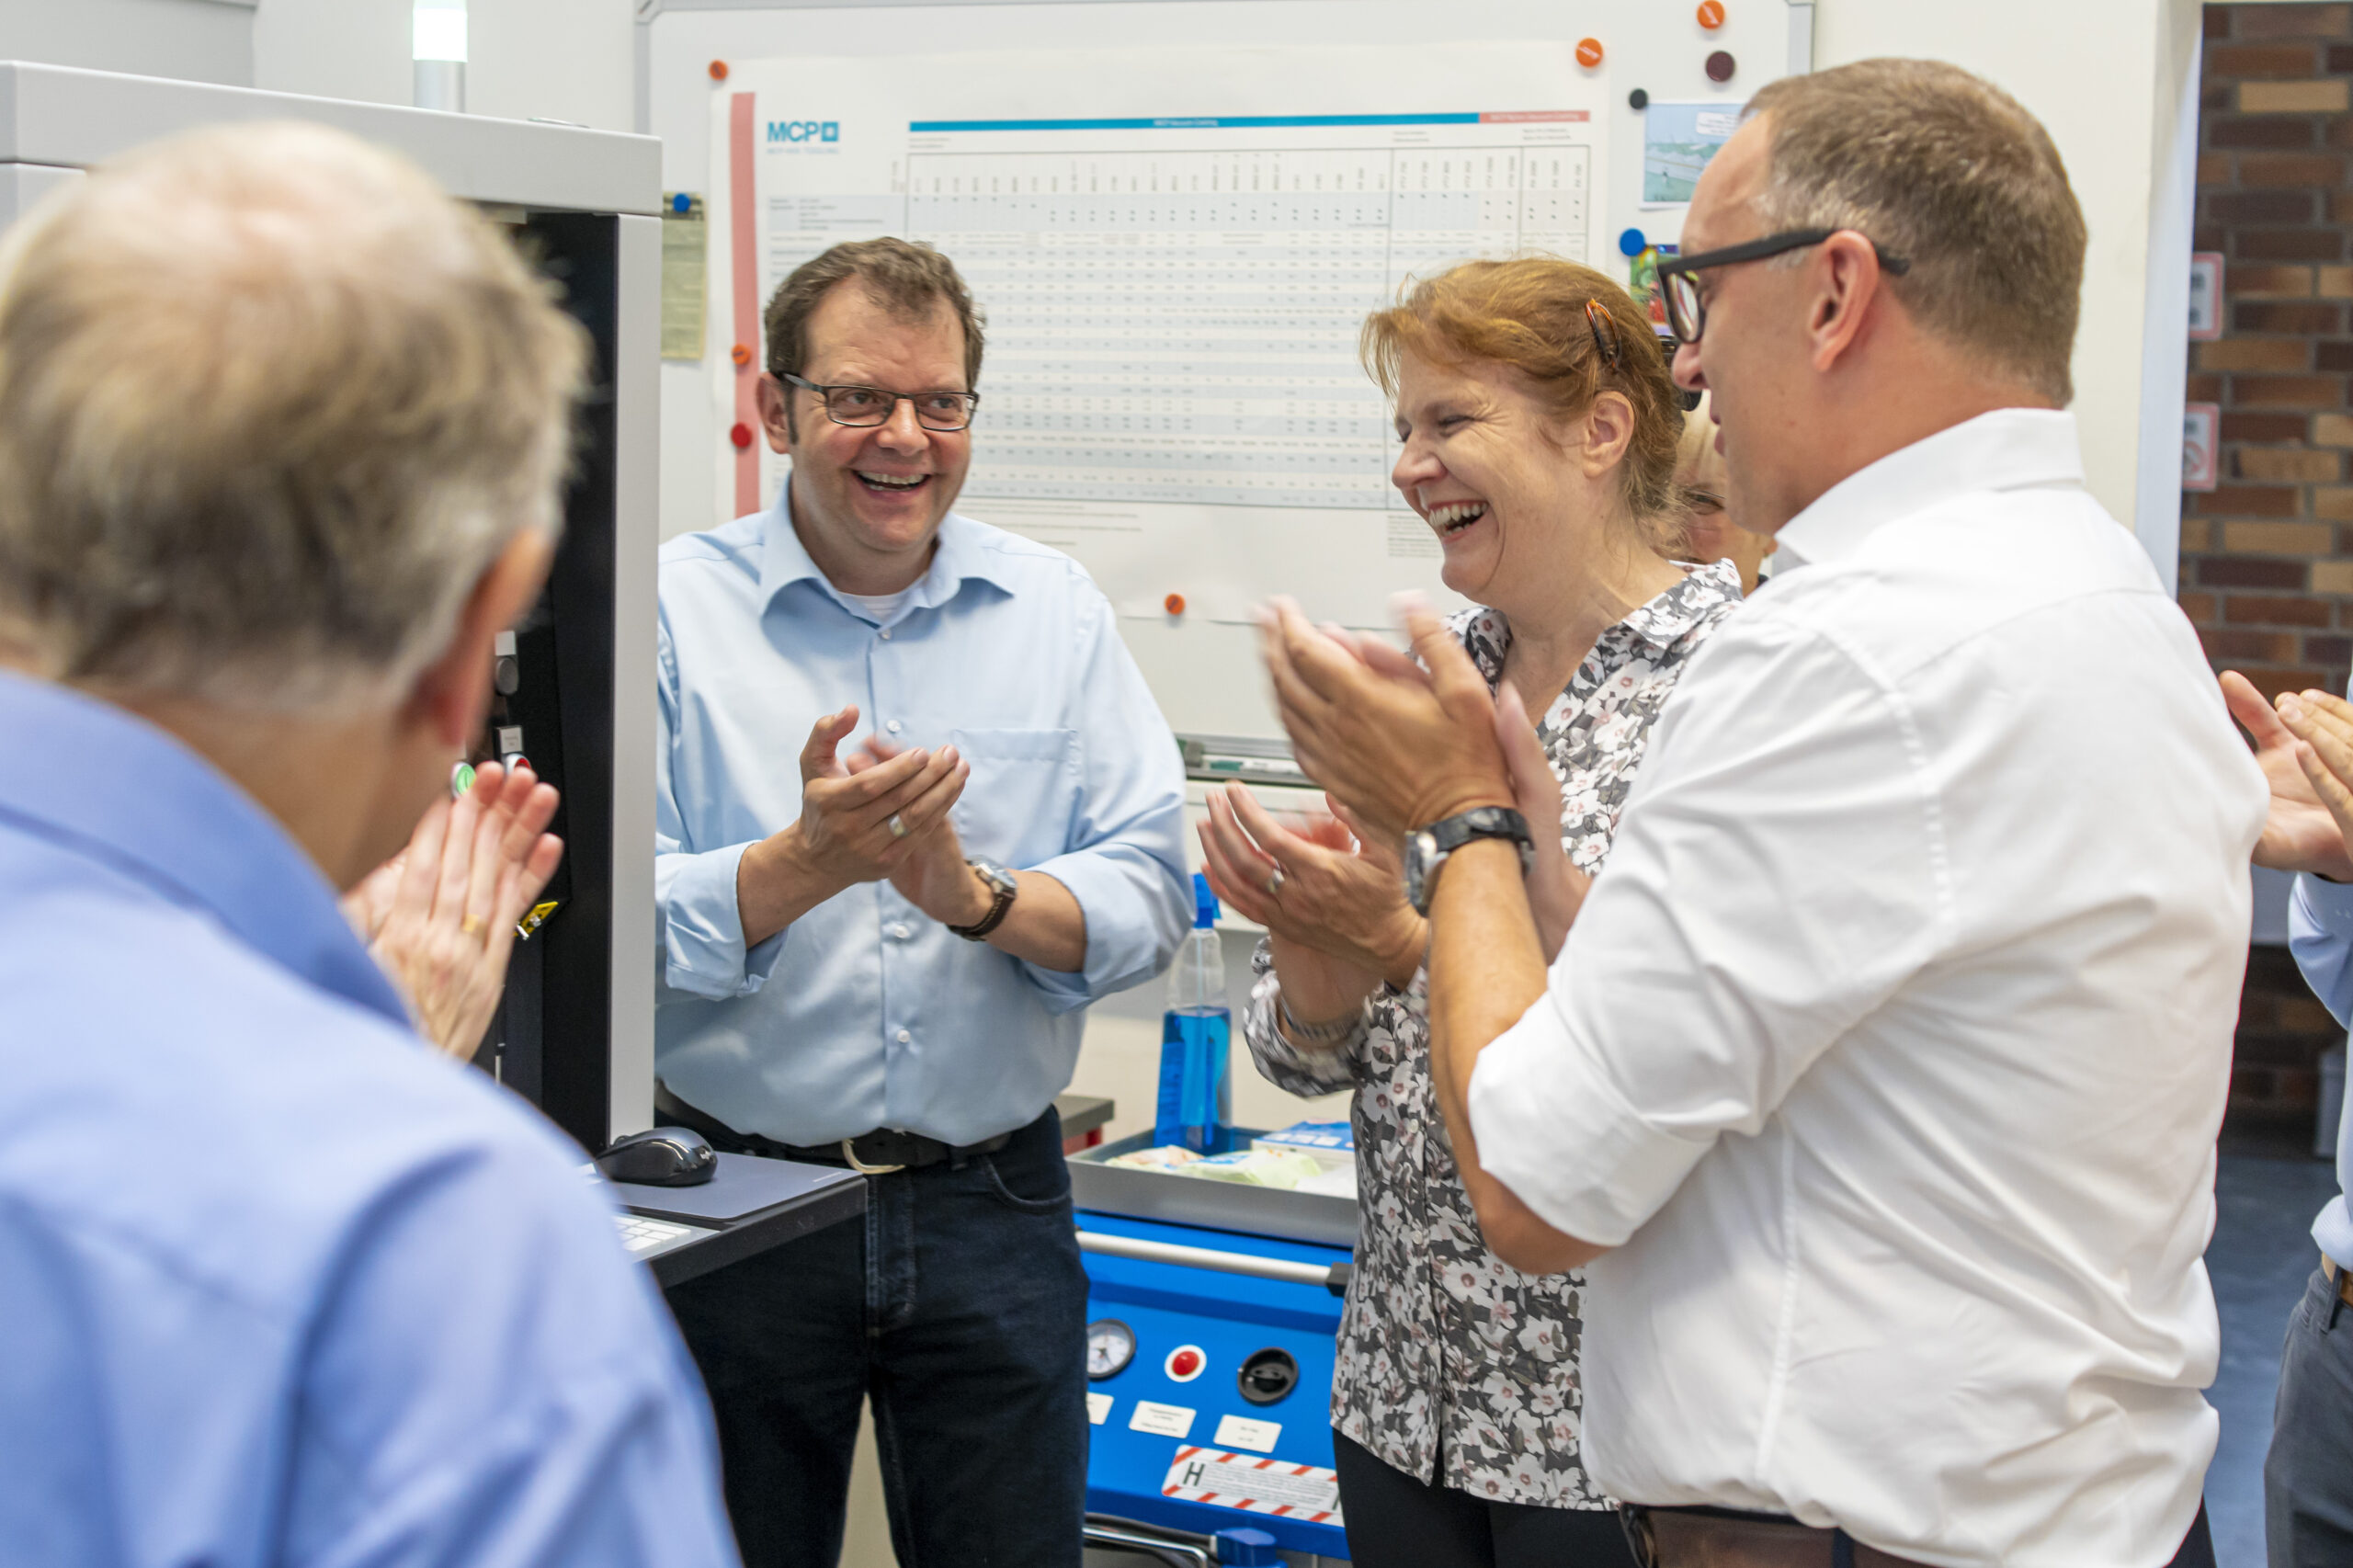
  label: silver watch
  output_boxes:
[949,858,1018,940]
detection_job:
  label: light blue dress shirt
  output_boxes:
[656,496,1190,1147]
[2290,874,2353,1270]
[0,672,738,1568]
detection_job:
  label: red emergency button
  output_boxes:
[1165,1344,1207,1382]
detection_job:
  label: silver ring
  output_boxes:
[1267,867,1286,896]
[887,813,908,839]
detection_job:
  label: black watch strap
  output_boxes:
[948,860,1017,940]
[1427,805,1534,859]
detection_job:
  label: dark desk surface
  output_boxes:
[610,1153,866,1290]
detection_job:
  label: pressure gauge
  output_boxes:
[1086,1318,1136,1381]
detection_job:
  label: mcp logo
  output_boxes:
[767,119,839,144]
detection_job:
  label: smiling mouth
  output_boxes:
[1427,499,1488,537]
[856,470,931,494]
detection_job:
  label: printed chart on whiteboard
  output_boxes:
[710,44,1608,624]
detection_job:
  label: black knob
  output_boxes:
[1237,1348,1299,1406]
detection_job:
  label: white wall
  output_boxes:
[1812,0,2205,585]
[0,0,253,85]
[470,0,636,131]
[252,0,411,103]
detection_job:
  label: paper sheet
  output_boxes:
[709,44,1608,626]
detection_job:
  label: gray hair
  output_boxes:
[0,120,590,710]
[1744,60,2086,404]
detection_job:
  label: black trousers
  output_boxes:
[665,1107,1087,1568]
[1332,1430,1639,1568]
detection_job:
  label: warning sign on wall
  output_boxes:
[1160,1447,1344,1526]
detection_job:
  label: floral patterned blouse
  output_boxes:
[1242,560,1743,1509]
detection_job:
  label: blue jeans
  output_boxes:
[2268,1265,2353,1568]
[665,1108,1087,1568]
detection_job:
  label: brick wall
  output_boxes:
[2190,4,2349,1133]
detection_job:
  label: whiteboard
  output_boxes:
[648,0,1807,739]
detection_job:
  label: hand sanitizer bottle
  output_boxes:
[1156,873,1232,1153]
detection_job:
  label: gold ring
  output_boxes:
[460,915,485,937]
[1267,867,1286,896]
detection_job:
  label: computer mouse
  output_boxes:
[595,1126,717,1187]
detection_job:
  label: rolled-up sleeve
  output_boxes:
[2293,874,2353,1028]
[1021,586,1190,1010]
[655,624,785,1002]
[1467,620,1945,1245]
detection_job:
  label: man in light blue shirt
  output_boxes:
[0,126,736,1567]
[2228,669,2353,1563]
[655,238,1188,1567]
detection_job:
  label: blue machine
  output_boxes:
[1074,1134,1356,1565]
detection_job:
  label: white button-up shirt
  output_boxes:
[1466,410,2268,1567]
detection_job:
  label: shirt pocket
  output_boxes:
[948,727,1078,869]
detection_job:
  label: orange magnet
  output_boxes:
[730,421,754,449]
[1164,593,1187,616]
[1576,37,1605,68]
[708,60,730,81]
[1697,1,1725,28]
[731,342,753,367]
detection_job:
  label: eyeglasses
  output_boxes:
[1654,228,1911,345]
[778,372,980,432]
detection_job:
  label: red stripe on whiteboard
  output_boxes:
[730,91,761,517]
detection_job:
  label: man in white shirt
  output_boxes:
[1258,60,2260,1568]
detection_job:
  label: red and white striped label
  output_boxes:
[1160,1447,1344,1526]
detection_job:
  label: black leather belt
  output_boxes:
[655,1086,1014,1174]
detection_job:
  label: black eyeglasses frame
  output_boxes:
[1654,228,1912,344]
[776,370,982,432]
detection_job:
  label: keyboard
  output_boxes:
[613,1211,700,1256]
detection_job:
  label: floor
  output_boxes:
[2207,1147,2338,1568]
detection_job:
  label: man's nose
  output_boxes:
[874,397,928,450]
[1673,341,1707,393]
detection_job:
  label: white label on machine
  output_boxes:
[1129,1401,1196,1438]
[1087,1392,1114,1426]
[1161,1447,1344,1525]
[1212,1415,1281,1453]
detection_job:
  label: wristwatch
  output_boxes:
[948,858,1019,940]
[1402,807,1535,915]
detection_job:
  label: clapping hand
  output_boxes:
[342,761,563,1060]
[1198,783,1424,985]
[791,707,968,890]
[2222,671,2353,881]
[846,735,989,927]
[1256,593,1514,839]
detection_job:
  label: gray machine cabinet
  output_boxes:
[0,62,663,1151]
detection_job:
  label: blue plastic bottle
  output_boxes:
[1156,873,1232,1153]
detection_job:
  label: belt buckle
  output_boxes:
[841,1138,906,1176]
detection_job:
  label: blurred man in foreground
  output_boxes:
[0,123,736,1567]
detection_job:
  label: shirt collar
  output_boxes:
[1773,408,2084,573]
[0,670,411,1029]
[756,483,1019,621]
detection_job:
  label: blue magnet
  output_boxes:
[1619,228,1649,258]
[671,192,692,213]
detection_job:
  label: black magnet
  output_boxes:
[1629,87,1650,110]
[1706,51,1736,84]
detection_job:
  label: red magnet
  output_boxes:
[1697,1,1726,28]
[1575,37,1605,68]
[708,60,730,82]
[1705,50,1736,83]
[1164,592,1187,616]
[731,342,753,367]
[730,422,754,449]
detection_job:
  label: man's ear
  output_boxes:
[1806,233,1890,375]
[756,372,795,457]
[404,529,555,749]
